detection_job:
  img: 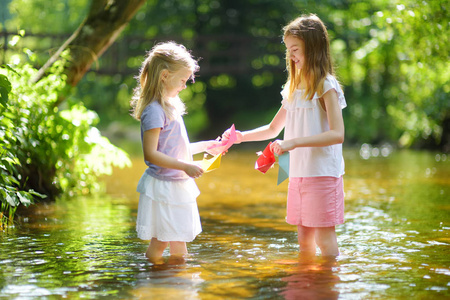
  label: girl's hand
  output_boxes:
[271,140,283,155]
[271,139,295,155]
[184,162,204,178]
[223,129,243,144]
[204,140,222,155]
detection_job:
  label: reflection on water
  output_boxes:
[0,149,449,299]
[279,256,340,300]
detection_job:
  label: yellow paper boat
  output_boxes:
[199,153,222,172]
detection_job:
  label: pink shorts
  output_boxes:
[286,176,344,227]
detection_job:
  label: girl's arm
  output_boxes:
[190,140,222,155]
[230,106,286,143]
[272,89,344,154]
[143,128,204,178]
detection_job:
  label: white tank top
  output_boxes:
[281,74,347,178]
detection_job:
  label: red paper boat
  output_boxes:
[255,142,276,173]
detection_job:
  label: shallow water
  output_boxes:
[1,148,449,299]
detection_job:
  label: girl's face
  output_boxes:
[162,68,192,99]
[284,35,305,70]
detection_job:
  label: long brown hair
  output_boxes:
[283,14,334,101]
[130,41,199,120]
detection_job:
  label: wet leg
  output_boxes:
[146,238,168,264]
[169,241,187,255]
[168,241,187,264]
[297,225,316,255]
[315,226,339,257]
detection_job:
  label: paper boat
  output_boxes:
[255,142,276,173]
[199,153,222,172]
[206,124,237,155]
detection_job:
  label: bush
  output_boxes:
[0,69,42,229]
[0,54,131,228]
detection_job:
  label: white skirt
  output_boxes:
[136,172,202,242]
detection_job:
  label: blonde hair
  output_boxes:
[131,41,199,120]
[283,14,334,101]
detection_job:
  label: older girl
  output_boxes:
[225,14,346,256]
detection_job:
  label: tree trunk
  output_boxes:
[32,0,145,105]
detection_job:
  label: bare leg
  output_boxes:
[168,241,187,264]
[146,238,168,264]
[169,241,187,255]
[297,225,316,255]
[315,226,339,257]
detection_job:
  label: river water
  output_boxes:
[0,148,449,299]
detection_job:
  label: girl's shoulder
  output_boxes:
[323,74,341,93]
[141,101,165,120]
[143,101,163,113]
[321,74,346,109]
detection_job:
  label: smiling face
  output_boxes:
[284,35,306,71]
[162,67,193,99]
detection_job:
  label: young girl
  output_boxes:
[224,14,346,256]
[131,42,220,264]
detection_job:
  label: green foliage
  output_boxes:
[374,0,449,147]
[6,0,89,34]
[0,68,44,229]
[3,0,449,149]
[333,0,449,147]
[0,43,131,227]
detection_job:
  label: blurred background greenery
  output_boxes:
[2,0,448,150]
[0,0,449,222]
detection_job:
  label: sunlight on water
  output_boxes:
[0,149,449,299]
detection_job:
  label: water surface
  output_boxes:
[1,149,449,299]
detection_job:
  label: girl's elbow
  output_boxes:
[333,131,345,144]
[269,126,283,139]
[144,154,152,163]
[144,151,157,163]
[337,132,345,144]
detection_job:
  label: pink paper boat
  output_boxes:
[206,124,237,155]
